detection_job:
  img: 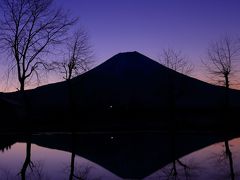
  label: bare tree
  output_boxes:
[159,48,194,75]
[202,35,240,180]
[0,0,77,91]
[202,36,240,88]
[50,29,93,120]
[52,29,93,81]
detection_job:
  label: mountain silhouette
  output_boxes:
[1,51,240,131]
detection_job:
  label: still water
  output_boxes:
[0,133,239,180]
[0,142,120,180]
[146,138,240,180]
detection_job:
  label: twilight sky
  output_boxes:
[54,0,240,83]
[1,0,240,91]
[55,0,240,63]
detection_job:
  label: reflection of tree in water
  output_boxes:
[224,140,235,180]
[0,135,16,152]
[19,140,32,180]
[18,135,50,180]
[66,133,101,180]
[0,167,13,179]
[25,160,50,180]
[0,144,12,152]
[154,158,200,180]
[74,164,101,180]
[158,133,201,180]
[211,142,239,180]
[65,159,101,180]
[0,160,49,180]
[69,133,76,180]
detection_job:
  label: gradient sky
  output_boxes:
[55,0,240,62]
[1,0,240,91]
[55,0,240,82]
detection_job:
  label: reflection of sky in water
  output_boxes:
[1,138,240,179]
[145,138,240,180]
[0,143,121,180]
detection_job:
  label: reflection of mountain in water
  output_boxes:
[1,52,240,131]
[146,137,240,180]
[0,133,237,179]
[0,142,121,180]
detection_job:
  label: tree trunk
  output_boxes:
[20,137,32,180]
[225,140,235,180]
[69,151,75,180]
[69,133,76,180]
[20,78,25,92]
[225,74,229,89]
[224,74,234,180]
[224,74,229,105]
[171,134,178,178]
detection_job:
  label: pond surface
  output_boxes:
[146,137,240,180]
[0,142,121,180]
[0,132,239,180]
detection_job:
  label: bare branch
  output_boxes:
[202,35,240,88]
[159,48,194,75]
[0,0,77,91]
[51,28,94,80]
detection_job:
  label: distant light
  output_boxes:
[110,136,114,140]
[109,105,113,108]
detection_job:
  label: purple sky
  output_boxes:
[1,0,240,91]
[56,0,240,65]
